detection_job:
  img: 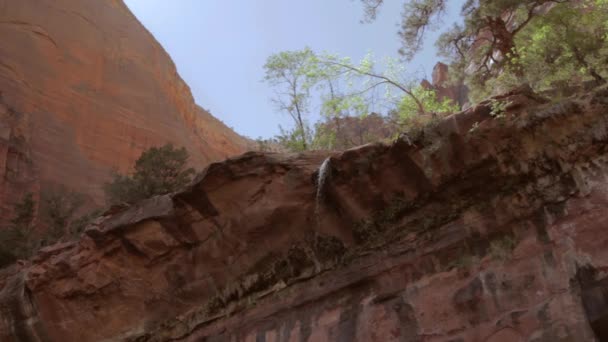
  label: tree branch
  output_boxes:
[321,60,426,114]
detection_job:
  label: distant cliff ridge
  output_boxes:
[0,0,248,221]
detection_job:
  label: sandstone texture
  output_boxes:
[0,0,248,221]
[1,87,608,341]
[422,62,469,109]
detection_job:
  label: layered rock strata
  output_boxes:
[2,87,608,341]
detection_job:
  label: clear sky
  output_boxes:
[123,1,464,139]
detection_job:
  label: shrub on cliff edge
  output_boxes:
[0,193,36,267]
[103,143,195,205]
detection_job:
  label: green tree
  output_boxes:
[263,48,421,151]
[263,48,460,150]
[362,0,556,62]
[390,85,460,138]
[314,52,426,114]
[361,0,606,98]
[397,86,459,119]
[312,113,397,150]
[104,144,195,204]
[274,125,312,152]
[263,48,318,150]
[10,193,35,231]
[0,193,36,266]
[40,187,85,244]
[493,0,608,94]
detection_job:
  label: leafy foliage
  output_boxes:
[0,188,102,268]
[489,236,517,262]
[264,48,440,151]
[275,125,312,153]
[311,52,426,114]
[362,0,608,99]
[39,187,93,244]
[254,137,284,152]
[398,0,447,60]
[489,99,511,119]
[397,86,459,119]
[387,86,459,139]
[10,193,35,230]
[263,48,318,150]
[267,0,608,152]
[500,1,608,92]
[104,144,195,204]
[0,193,36,266]
[312,113,397,150]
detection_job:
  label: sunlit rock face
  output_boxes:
[1,87,608,341]
[422,62,470,109]
[0,0,248,222]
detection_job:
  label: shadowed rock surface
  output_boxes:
[1,87,608,341]
[0,0,248,222]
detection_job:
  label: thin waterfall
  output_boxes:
[315,157,332,225]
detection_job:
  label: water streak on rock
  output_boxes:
[315,157,332,226]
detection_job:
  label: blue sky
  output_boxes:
[124,1,464,139]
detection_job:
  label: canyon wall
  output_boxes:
[1,87,608,341]
[0,0,248,221]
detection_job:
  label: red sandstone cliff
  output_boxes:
[1,87,608,341]
[0,0,248,220]
[421,62,469,109]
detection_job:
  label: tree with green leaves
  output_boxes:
[263,47,463,151]
[263,48,318,151]
[0,193,36,266]
[395,85,459,125]
[104,144,195,204]
[10,193,35,232]
[313,52,426,114]
[312,52,463,135]
[40,187,85,243]
[274,125,314,152]
[312,112,397,150]
[361,0,606,99]
[362,0,559,63]
[264,48,435,152]
[488,0,608,95]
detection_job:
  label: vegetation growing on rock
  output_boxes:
[259,0,608,153]
[0,193,35,266]
[0,189,101,268]
[104,144,196,205]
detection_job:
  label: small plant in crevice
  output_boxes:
[246,296,257,309]
[352,219,381,244]
[490,99,511,120]
[489,236,517,262]
[204,295,225,316]
[311,234,346,264]
[350,196,468,245]
[351,197,413,244]
[468,121,480,134]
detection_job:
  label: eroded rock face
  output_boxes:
[422,62,469,109]
[0,0,247,221]
[2,87,608,341]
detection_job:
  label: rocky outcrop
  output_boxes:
[1,87,608,341]
[0,0,248,221]
[422,62,469,109]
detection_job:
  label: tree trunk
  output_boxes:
[294,102,308,150]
